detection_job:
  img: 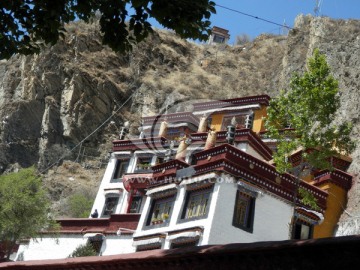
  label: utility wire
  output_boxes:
[215,4,360,50]
[39,91,136,174]
[32,4,358,174]
[216,4,287,29]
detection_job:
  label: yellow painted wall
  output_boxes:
[300,174,314,183]
[313,183,347,238]
[210,106,267,133]
[253,105,267,133]
[210,114,223,131]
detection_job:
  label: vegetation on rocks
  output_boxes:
[67,192,95,218]
[266,49,355,173]
[0,15,359,234]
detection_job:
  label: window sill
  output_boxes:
[178,215,208,224]
[110,178,122,183]
[232,224,253,233]
[144,220,170,230]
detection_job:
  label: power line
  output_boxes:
[216,4,288,30]
[215,4,360,50]
[39,91,136,174]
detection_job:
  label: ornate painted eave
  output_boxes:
[150,159,190,187]
[313,169,353,190]
[190,129,272,160]
[123,174,152,192]
[289,149,352,171]
[193,94,270,112]
[142,112,200,126]
[217,129,273,160]
[142,122,198,133]
[295,207,324,225]
[193,144,328,211]
[42,214,140,235]
[112,137,167,152]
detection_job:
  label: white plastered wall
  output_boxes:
[236,142,265,161]
[16,235,86,261]
[90,153,130,217]
[16,234,135,261]
[98,235,135,255]
[133,176,222,248]
[208,175,293,244]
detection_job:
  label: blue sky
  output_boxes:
[150,1,360,44]
[211,0,360,43]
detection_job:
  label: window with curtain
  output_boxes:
[182,187,212,220]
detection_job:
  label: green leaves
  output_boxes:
[0,0,216,59]
[298,188,320,211]
[68,243,97,258]
[0,167,57,259]
[149,0,215,41]
[67,193,94,218]
[266,49,355,173]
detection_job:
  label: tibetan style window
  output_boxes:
[182,186,213,220]
[128,195,143,213]
[147,196,175,226]
[213,34,225,43]
[233,191,255,233]
[221,114,247,131]
[88,234,104,256]
[112,159,129,182]
[293,220,313,240]
[135,156,152,173]
[156,156,165,165]
[167,127,184,140]
[101,195,119,217]
[188,150,201,165]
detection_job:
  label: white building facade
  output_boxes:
[16,95,343,261]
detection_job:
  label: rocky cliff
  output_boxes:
[0,15,359,232]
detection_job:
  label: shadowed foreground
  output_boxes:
[1,236,360,269]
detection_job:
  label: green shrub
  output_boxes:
[68,243,97,258]
[68,193,93,218]
[0,167,58,260]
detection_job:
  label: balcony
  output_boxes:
[134,163,153,173]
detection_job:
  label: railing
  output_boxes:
[134,168,154,173]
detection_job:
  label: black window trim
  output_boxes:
[143,195,176,229]
[128,195,143,214]
[178,184,214,223]
[101,194,120,218]
[293,218,314,240]
[112,158,130,181]
[232,190,256,233]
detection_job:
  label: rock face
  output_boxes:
[280,16,360,236]
[0,16,359,228]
